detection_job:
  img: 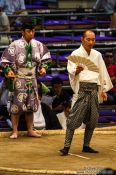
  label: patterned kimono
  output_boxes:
[0,37,51,114]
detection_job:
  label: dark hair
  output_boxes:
[21,18,35,30]
[51,77,63,87]
[104,50,113,56]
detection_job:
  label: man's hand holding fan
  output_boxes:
[67,55,99,73]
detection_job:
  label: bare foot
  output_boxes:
[10,133,18,139]
[27,130,41,138]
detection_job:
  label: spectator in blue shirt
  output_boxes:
[93,0,116,28]
[0,0,27,30]
[0,0,26,15]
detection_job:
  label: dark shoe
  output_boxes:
[59,147,69,156]
[82,146,99,153]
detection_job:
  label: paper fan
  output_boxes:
[67,55,99,73]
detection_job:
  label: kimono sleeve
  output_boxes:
[39,43,52,70]
[0,43,16,71]
[98,53,113,92]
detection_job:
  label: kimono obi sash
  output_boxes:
[16,67,36,79]
[79,82,98,92]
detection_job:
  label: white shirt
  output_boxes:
[67,45,113,104]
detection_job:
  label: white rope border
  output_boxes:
[0,167,78,175]
[0,126,116,138]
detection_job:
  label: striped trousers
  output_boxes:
[64,82,99,148]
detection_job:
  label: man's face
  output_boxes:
[22,28,35,42]
[81,31,96,52]
[53,83,62,96]
[104,52,113,64]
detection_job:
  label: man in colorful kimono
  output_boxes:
[0,19,51,138]
[60,30,113,155]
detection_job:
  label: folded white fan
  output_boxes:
[67,55,99,73]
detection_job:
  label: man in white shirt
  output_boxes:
[60,30,113,155]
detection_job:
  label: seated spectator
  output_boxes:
[0,0,27,15]
[0,6,11,45]
[104,51,116,104]
[93,0,116,29]
[0,0,28,30]
[50,77,72,114]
